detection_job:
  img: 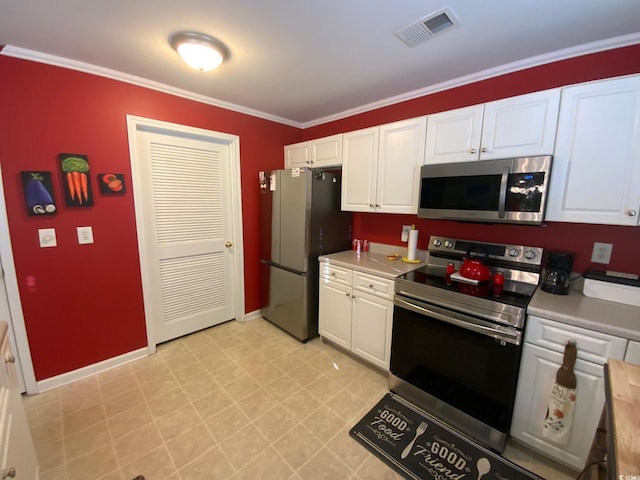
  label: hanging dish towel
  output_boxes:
[542,340,577,444]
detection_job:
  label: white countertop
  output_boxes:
[528,286,640,341]
[318,250,424,279]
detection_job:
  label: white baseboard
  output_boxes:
[34,347,151,394]
[240,309,263,322]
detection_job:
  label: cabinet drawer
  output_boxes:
[320,263,352,286]
[525,315,627,364]
[353,271,394,300]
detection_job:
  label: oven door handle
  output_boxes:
[394,296,521,345]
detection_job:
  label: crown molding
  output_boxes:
[302,32,640,128]
[3,32,640,130]
[1,45,300,128]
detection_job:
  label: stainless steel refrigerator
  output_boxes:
[259,168,352,341]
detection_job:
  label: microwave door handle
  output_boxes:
[498,166,510,219]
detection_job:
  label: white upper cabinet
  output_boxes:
[284,141,310,168]
[425,89,561,164]
[546,75,640,225]
[284,134,343,168]
[342,117,426,213]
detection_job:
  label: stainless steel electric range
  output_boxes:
[389,236,544,453]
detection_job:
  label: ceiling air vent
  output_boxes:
[395,7,459,47]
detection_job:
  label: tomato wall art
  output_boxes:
[21,171,57,216]
[59,153,94,207]
[98,173,125,195]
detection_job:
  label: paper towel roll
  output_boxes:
[407,229,418,261]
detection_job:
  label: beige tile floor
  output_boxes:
[24,318,578,480]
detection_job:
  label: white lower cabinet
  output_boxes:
[319,264,393,370]
[510,315,627,471]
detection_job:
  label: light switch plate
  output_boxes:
[77,226,94,244]
[38,228,57,248]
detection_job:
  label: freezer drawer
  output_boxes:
[262,265,317,341]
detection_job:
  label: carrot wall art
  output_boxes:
[21,171,57,216]
[59,153,94,206]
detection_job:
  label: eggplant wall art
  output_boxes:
[59,153,94,206]
[21,171,57,216]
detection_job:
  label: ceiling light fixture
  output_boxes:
[169,32,228,71]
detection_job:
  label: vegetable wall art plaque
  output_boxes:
[97,173,125,195]
[21,171,57,216]
[59,153,93,207]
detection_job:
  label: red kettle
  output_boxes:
[460,245,492,282]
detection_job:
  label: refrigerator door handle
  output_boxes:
[260,259,308,277]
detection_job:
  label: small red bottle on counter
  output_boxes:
[492,271,504,296]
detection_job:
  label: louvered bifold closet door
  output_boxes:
[142,132,235,342]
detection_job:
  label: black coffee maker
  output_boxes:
[541,251,575,295]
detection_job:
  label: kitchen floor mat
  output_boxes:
[350,393,544,480]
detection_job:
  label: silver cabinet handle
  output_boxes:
[2,467,16,479]
[628,209,637,217]
[481,147,488,153]
[375,204,380,208]
[5,355,15,364]
[351,294,356,299]
[345,292,350,297]
[369,204,375,208]
[469,148,477,154]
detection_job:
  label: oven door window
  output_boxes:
[391,304,522,432]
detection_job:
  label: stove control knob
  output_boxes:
[432,239,442,247]
[444,240,454,249]
[508,248,520,257]
[524,250,536,260]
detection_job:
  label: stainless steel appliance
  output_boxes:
[418,155,552,225]
[259,168,352,341]
[390,236,544,452]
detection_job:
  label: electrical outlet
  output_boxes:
[401,225,411,242]
[591,242,613,264]
[77,226,94,245]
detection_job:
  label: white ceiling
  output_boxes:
[2,1,640,127]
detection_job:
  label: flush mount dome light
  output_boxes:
[170,32,227,71]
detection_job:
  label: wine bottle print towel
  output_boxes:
[542,340,577,444]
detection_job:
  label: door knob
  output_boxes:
[628,209,637,217]
[5,355,15,364]
[225,242,233,248]
[2,467,15,479]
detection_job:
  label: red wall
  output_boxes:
[2,45,640,381]
[0,56,301,380]
[304,44,640,274]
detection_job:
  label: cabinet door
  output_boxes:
[318,279,353,349]
[510,343,607,470]
[284,141,310,168]
[351,290,393,370]
[376,117,427,214]
[424,105,483,164]
[341,127,379,212]
[0,335,38,479]
[311,134,343,167]
[546,76,640,225]
[480,89,560,160]
[625,340,640,365]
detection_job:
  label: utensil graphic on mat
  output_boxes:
[401,421,427,459]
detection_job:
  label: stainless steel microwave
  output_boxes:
[418,155,552,225]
